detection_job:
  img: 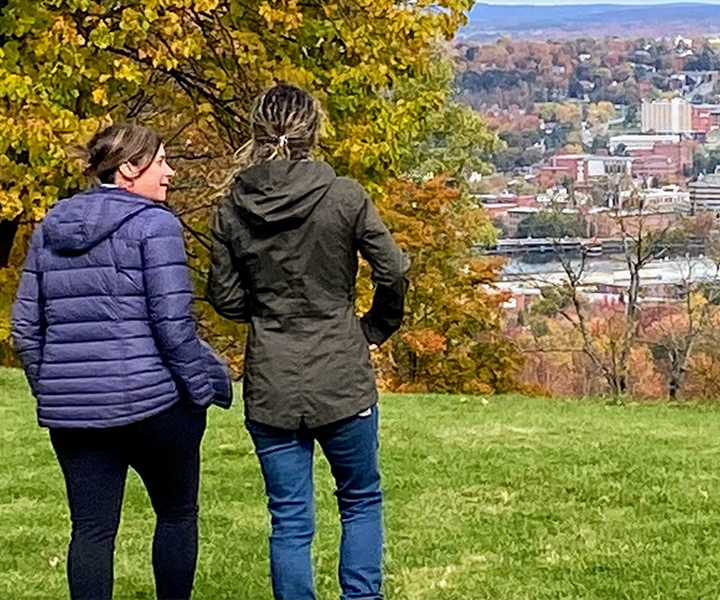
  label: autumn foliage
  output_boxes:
[371,177,523,393]
[511,299,720,401]
[0,0,528,395]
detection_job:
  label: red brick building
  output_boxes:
[585,209,682,237]
[535,136,698,187]
[478,194,539,220]
[629,140,694,183]
[691,105,720,135]
[537,154,634,189]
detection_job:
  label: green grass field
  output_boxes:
[3,367,720,600]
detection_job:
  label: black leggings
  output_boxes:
[49,403,207,600]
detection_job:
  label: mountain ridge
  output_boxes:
[461,3,720,40]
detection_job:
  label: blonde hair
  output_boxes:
[215,83,322,198]
[247,83,321,162]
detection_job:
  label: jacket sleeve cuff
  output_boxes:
[187,394,214,412]
[360,315,391,346]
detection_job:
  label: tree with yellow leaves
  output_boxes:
[1,0,519,392]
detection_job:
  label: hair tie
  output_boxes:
[278,134,288,148]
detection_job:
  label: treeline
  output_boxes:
[510,301,720,401]
[503,210,720,402]
[453,37,720,110]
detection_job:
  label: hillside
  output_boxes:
[3,367,720,599]
[460,3,720,41]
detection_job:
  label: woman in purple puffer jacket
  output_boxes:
[11,123,227,600]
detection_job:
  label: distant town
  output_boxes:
[454,33,720,310]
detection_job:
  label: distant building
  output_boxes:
[477,194,539,221]
[502,206,583,237]
[585,209,682,238]
[537,165,572,189]
[690,168,720,213]
[537,154,634,189]
[642,98,720,136]
[642,187,690,209]
[641,98,691,134]
[481,202,518,220]
[596,282,684,302]
[505,206,540,236]
[631,142,694,183]
[610,134,682,152]
[679,70,720,82]
[536,136,694,191]
[675,35,693,50]
[690,104,720,136]
[609,134,694,183]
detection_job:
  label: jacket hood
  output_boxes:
[231,161,336,231]
[44,187,154,254]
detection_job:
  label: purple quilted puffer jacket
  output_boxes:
[11,186,214,428]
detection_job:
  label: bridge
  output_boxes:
[481,237,705,257]
[482,238,614,257]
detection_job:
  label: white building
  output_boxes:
[641,98,692,134]
[641,187,691,209]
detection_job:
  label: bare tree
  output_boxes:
[642,234,720,400]
[523,184,685,400]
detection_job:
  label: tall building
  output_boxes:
[641,98,692,134]
[641,98,720,136]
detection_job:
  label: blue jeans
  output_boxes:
[246,406,383,600]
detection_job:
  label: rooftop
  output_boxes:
[551,154,635,163]
[610,134,682,143]
[481,203,518,210]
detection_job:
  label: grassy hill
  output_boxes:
[3,367,720,599]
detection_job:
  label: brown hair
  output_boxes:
[86,123,163,184]
[249,83,321,162]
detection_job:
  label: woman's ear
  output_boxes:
[117,162,139,181]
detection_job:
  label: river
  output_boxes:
[500,255,720,291]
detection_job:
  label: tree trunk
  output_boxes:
[0,219,19,268]
[619,374,627,395]
[668,375,679,401]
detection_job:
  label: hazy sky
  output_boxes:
[482,0,720,4]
